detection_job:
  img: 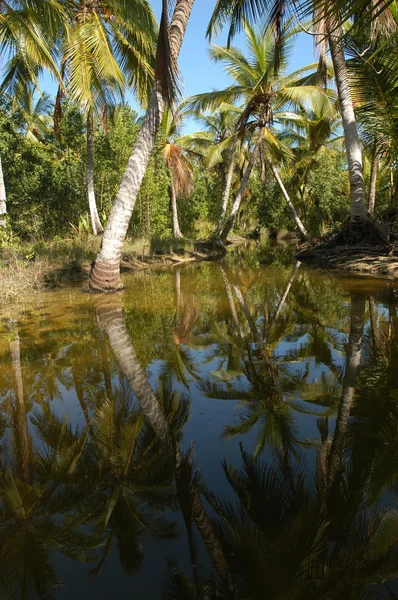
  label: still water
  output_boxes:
[1,245,398,599]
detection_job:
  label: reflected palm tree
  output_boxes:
[0,322,92,598]
[94,294,235,594]
[199,268,330,457]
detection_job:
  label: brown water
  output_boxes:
[1,244,398,599]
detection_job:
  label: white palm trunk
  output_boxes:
[220,128,265,243]
[328,27,367,225]
[0,154,7,227]
[267,157,308,238]
[368,155,378,214]
[274,261,301,320]
[170,179,183,238]
[328,295,365,484]
[216,141,237,234]
[90,0,195,291]
[87,109,104,236]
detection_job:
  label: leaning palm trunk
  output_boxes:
[368,154,378,214]
[328,25,367,225]
[90,0,195,291]
[170,179,183,238]
[267,157,308,238]
[220,128,264,243]
[0,154,7,227]
[327,295,365,485]
[216,140,237,234]
[9,326,30,482]
[274,261,301,320]
[96,296,234,590]
[87,109,104,236]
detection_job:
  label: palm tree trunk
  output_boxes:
[220,128,264,243]
[327,295,365,484]
[0,154,7,227]
[90,0,195,291]
[9,326,30,482]
[266,157,308,238]
[87,109,104,236]
[328,26,367,225]
[274,261,301,320]
[170,179,183,238]
[369,153,378,214]
[96,298,174,453]
[216,140,237,234]
[96,295,235,591]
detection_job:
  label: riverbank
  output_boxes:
[0,234,237,304]
[297,244,398,279]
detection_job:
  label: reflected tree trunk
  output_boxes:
[266,157,307,238]
[220,128,265,243]
[274,261,301,320]
[328,295,366,484]
[219,265,242,336]
[87,108,104,236]
[369,296,381,356]
[0,154,7,227]
[95,295,234,592]
[89,0,195,291]
[9,323,30,482]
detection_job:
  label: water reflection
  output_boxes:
[1,255,398,598]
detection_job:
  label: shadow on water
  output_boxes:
[1,247,398,598]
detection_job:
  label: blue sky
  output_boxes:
[40,0,316,133]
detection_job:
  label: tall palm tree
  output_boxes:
[187,20,333,241]
[57,0,157,236]
[160,107,193,238]
[10,80,54,143]
[208,0,397,232]
[0,0,63,227]
[178,103,243,232]
[89,0,195,291]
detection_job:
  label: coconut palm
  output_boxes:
[178,103,243,232]
[187,20,333,241]
[89,0,195,291]
[160,107,193,238]
[209,0,398,235]
[0,0,63,227]
[55,0,157,236]
[10,80,53,143]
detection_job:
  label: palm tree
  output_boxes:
[89,0,195,291]
[160,107,193,238]
[11,80,53,143]
[56,0,157,236]
[187,20,333,241]
[0,0,63,227]
[208,0,397,233]
[178,103,243,232]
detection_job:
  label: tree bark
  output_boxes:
[274,261,301,320]
[216,140,237,234]
[90,0,195,291]
[267,156,308,238]
[95,296,234,591]
[170,179,183,238]
[9,326,30,482]
[220,128,265,243]
[327,295,365,484]
[328,26,367,225]
[0,154,7,227]
[368,153,378,214]
[87,109,104,236]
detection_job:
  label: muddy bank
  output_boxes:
[297,245,398,279]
